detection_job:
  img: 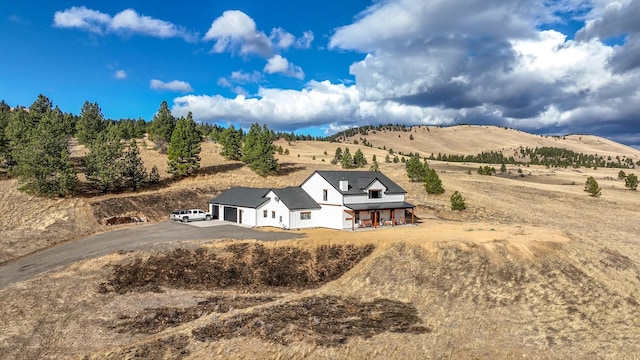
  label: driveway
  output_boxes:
[0,221,304,289]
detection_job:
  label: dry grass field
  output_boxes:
[1,125,640,359]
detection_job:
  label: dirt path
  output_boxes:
[0,221,303,288]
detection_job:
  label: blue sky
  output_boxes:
[1,1,639,147]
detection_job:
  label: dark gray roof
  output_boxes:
[308,170,407,195]
[272,187,321,210]
[209,186,320,210]
[208,187,270,208]
[345,201,415,211]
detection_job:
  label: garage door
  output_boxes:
[223,206,237,222]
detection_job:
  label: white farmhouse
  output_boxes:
[208,170,415,230]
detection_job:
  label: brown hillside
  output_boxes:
[1,127,639,358]
[335,125,640,160]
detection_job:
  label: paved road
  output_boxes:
[0,221,303,289]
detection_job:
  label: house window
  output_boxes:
[272,211,276,219]
[368,189,382,199]
[263,210,268,218]
[322,189,328,201]
[300,212,311,220]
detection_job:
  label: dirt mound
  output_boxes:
[98,244,375,294]
[193,295,429,347]
[90,187,219,222]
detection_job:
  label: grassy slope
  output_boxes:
[1,125,639,358]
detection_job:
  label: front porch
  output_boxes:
[344,202,415,231]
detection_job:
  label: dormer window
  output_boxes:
[368,189,382,199]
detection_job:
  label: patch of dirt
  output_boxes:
[85,335,190,360]
[192,295,429,347]
[600,247,636,270]
[98,244,375,294]
[112,295,279,334]
[90,187,221,222]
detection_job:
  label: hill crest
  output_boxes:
[329,125,640,160]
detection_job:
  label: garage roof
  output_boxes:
[271,187,321,210]
[208,187,270,208]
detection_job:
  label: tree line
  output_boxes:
[427,147,638,169]
[0,95,281,197]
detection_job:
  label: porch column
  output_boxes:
[411,208,415,225]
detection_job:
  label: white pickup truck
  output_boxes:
[170,209,212,222]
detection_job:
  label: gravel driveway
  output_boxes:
[0,221,304,289]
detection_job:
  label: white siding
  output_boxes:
[343,193,405,204]
[240,208,257,226]
[256,191,293,228]
[317,204,349,230]
[301,173,342,206]
[289,209,321,229]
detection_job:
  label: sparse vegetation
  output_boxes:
[450,191,466,210]
[625,173,638,190]
[584,176,601,197]
[618,170,627,179]
[478,165,496,175]
[2,113,640,359]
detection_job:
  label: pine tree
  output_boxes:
[424,168,445,194]
[148,165,160,184]
[618,170,627,180]
[148,100,176,153]
[241,123,262,165]
[28,94,53,115]
[369,159,379,171]
[625,173,638,190]
[341,148,353,169]
[584,176,601,197]
[76,101,105,145]
[220,125,242,160]
[450,191,466,210]
[85,125,124,193]
[406,154,427,181]
[12,108,77,196]
[334,147,343,161]
[167,112,201,177]
[0,100,10,166]
[242,123,279,176]
[353,148,367,167]
[122,139,147,190]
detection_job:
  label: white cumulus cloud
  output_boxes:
[203,10,310,80]
[264,55,304,79]
[115,70,127,79]
[150,79,194,93]
[53,6,196,41]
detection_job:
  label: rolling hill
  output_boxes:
[0,125,639,359]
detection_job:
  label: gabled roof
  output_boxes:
[208,187,270,208]
[271,187,321,210]
[305,170,407,195]
[209,186,320,211]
